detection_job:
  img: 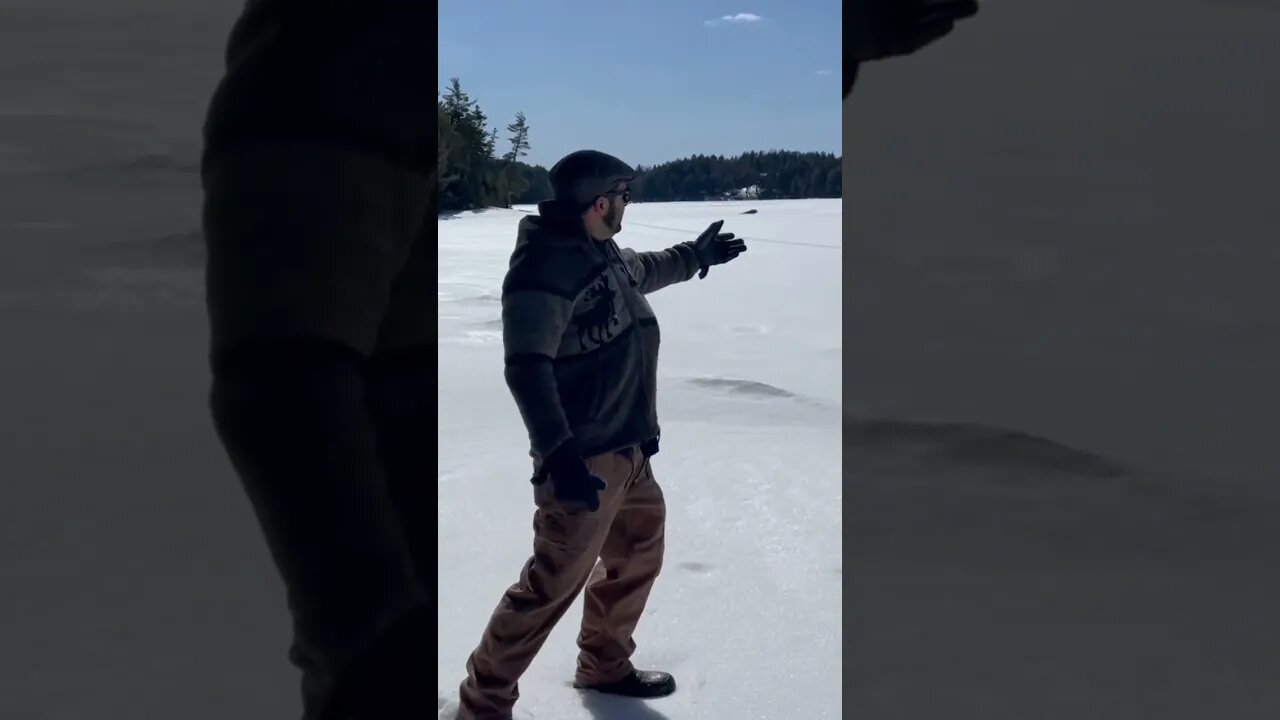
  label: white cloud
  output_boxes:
[705,12,764,26]
[815,69,832,75]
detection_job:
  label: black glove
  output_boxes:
[846,0,980,96]
[691,220,747,279]
[538,439,607,511]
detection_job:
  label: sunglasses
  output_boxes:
[602,188,632,204]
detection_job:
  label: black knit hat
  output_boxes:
[548,149,637,207]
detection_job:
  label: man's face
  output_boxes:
[599,183,630,236]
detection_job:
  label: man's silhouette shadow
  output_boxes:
[578,689,673,720]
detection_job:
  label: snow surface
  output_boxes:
[436,201,843,719]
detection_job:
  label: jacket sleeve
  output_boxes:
[501,253,578,462]
[619,242,701,295]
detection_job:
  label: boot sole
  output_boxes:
[571,679,677,698]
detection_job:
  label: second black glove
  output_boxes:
[538,439,608,511]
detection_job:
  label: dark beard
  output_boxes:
[603,205,622,234]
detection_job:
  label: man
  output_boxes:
[846,0,981,97]
[455,150,747,719]
[201,2,436,718]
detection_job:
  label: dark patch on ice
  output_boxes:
[677,561,714,574]
[723,324,768,335]
[88,229,205,267]
[63,152,200,177]
[111,152,199,175]
[439,288,502,306]
[741,208,759,214]
[58,152,200,184]
[148,229,203,246]
[0,113,195,178]
[846,418,1126,478]
[687,377,796,399]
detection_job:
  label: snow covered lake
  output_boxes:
[436,200,843,719]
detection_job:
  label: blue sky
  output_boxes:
[438,0,841,168]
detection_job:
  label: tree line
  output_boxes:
[438,78,841,211]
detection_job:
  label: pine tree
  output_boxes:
[442,78,471,125]
[504,112,531,162]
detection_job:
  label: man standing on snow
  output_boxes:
[455,149,747,719]
[201,2,436,717]
[845,0,981,97]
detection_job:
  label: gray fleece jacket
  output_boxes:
[501,203,703,462]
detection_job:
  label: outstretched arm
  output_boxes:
[618,244,701,295]
[615,219,747,293]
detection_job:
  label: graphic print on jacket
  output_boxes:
[576,273,620,350]
[500,205,702,463]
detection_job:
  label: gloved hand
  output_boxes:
[540,439,607,511]
[845,0,980,97]
[850,0,979,62]
[691,220,747,279]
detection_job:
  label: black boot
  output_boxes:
[574,670,676,699]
